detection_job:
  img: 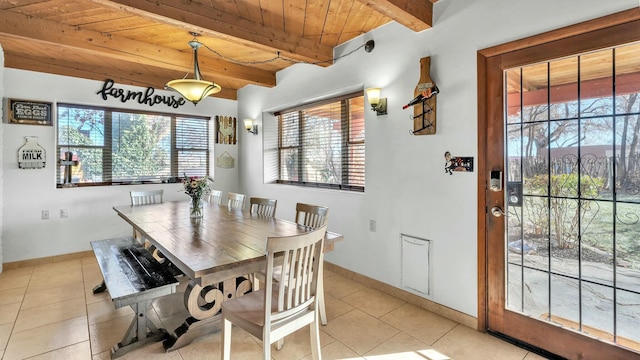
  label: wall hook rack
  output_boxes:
[404,57,438,135]
[409,94,436,135]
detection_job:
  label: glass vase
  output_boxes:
[190,197,203,218]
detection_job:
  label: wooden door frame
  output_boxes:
[477,7,640,357]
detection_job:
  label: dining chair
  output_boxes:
[130,189,163,206]
[253,202,330,328]
[94,189,164,294]
[295,202,329,228]
[206,189,223,205]
[221,225,327,360]
[249,197,277,217]
[129,189,166,260]
[227,192,246,210]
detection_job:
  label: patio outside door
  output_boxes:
[479,12,640,360]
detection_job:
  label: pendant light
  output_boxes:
[165,33,221,105]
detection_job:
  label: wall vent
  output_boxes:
[401,234,431,295]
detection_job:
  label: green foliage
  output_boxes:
[524,173,605,249]
[112,114,170,179]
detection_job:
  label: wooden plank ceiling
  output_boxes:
[0,0,438,100]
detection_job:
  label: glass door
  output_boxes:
[480,13,640,359]
[504,43,640,353]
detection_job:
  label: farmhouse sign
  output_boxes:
[96,79,187,109]
[7,98,52,126]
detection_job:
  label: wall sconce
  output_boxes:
[244,119,258,135]
[366,87,387,116]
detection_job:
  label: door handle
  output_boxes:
[491,206,506,217]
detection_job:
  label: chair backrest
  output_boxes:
[295,203,329,228]
[227,192,246,210]
[249,197,277,217]
[207,189,223,205]
[264,225,326,325]
[130,190,163,206]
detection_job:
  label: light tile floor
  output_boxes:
[0,257,549,360]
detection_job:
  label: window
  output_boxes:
[56,104,210,187]
[270,91,365,192]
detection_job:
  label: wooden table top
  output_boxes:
[113,201,342,284]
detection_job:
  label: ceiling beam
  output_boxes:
[357,0,433,31]
[4,52,238,100]
[91,0,335,64]
[0,9,275,88]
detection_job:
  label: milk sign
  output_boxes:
[18,137,46,169]
[7,99,53,126]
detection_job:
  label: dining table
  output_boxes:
[112,200,342,351]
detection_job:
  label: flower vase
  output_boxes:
[190,197,203,218]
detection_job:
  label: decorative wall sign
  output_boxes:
[96,79,186,109]
[6,98,53,125]
[216,151,235,168]
[18,136,46,169]
[215,115,237,144]
[444,151,473,175]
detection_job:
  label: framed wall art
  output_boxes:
[5,98,53,126]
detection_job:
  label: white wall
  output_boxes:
[1,69,238,263]
[237,0,638,317]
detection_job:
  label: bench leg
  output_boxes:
[111,300,167,359]
[93,280,107,294]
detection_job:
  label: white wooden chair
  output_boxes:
[93,189,164,294]
[206,189,223,205]
[295,202,329,228]
[221,225,327,360]
[130,189,163,206]
[130,190,165,261]
[249,197,277,217]
[253,202,330,327]
[227,192,246,210]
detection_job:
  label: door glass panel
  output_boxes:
[580,49,613,117]
[522,267,549,318]
[582,283,614,342]
[507,263,523,312]
[550,57,578,120]
[617,290,640,346]
[506,69,522,124]
[522,63,549,122]
[615,42,640,115]
[504,42,640,352]
[550,275,580,331]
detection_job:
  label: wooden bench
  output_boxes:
[91,237,180,358]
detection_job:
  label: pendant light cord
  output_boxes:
[199,41,371,66]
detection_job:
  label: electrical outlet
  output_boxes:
[369,219,376,232]
[41,210,49,220]
[60,209,69,218]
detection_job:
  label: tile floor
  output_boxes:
[0,257,548,360]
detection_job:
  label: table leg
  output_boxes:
[162,276,252,351]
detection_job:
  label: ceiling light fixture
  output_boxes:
[165,32,221,105]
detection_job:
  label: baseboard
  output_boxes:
[2,250,94,271]
[324,261,478,330]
